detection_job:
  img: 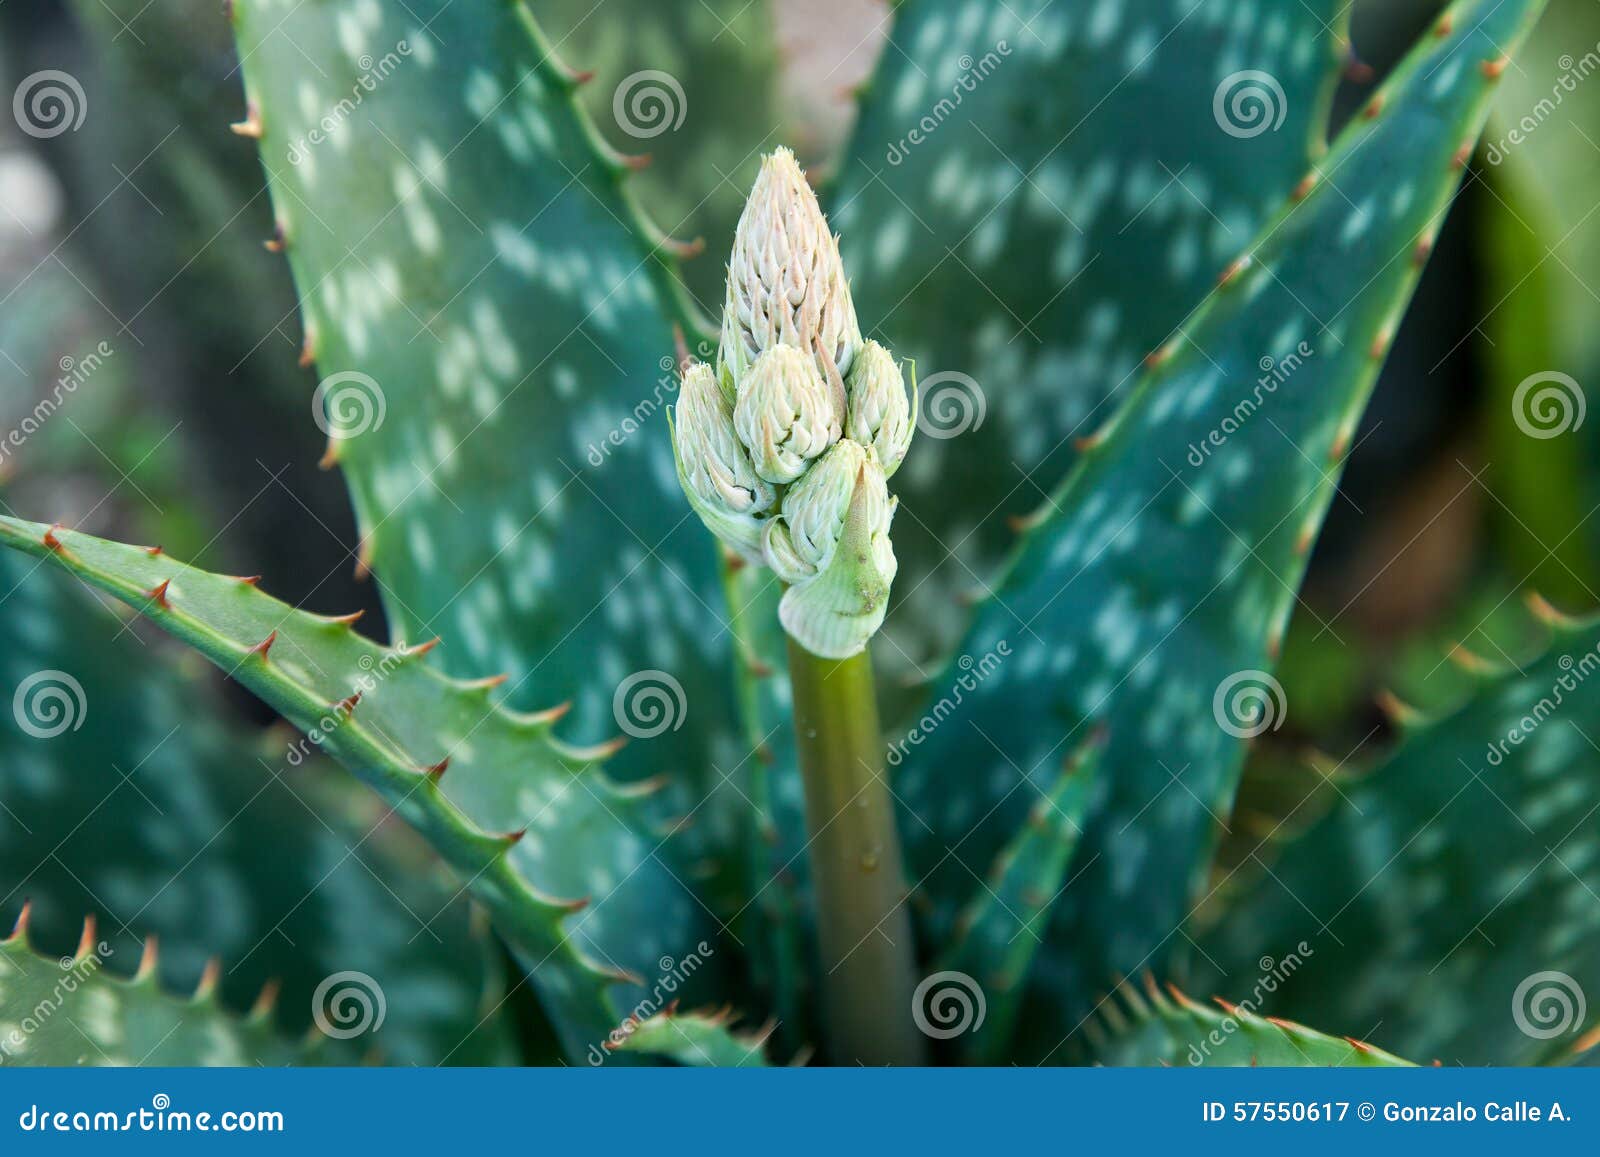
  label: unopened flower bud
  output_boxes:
[777,451,898,659]
[733,345,842,484]
[671,361,774,561]
[720,148,861,392]
[845,340,915,477]
[771,438,865,578]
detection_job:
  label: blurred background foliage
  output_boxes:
[0,0,1596,1053]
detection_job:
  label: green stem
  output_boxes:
[786,638,927,1065]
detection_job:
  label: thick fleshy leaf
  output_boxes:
[1080,978,1411,1067]
[610,1007,773,1068]
[0,553,511,1065]
[832,0,1348,662]
[225,0,754,916]
[0,919,314,1066]
[937,735,1102,1064]
[1198,601,1600,1066]
[888,0,1549,1059]
[0,517,714,1061]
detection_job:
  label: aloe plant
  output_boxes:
[3,0,1590,1069]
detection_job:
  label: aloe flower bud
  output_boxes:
[670,360,774,562]
[845,340,915,478]
[777,451,898,660]
[764,438,864,584]
[719,147,861,393]
[733,345,842,484]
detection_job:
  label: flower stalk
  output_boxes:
[671,147,923,1062]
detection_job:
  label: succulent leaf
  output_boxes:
[0,518,710,1063]
[609,1007,774,1067]
[937,735,1103,1064]
[1198,604,1600,1066]
[1080,978,1412,1067]
[833,0,1354,662]
[0,918,314,1066]
[888,0,1550,1058]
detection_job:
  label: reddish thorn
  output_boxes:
[235,574,262,586]
[1451,143,1473,170]
[1369,328,1392,360]
[74,913,98,960]
[504,827,528,845]
[264,223,286,252]
[43,524,65,552]
[136,933,159,980]
[318,439,341,471]
[333,691,362,716]
[662,235,706,260]
[1217,254,1250,287]
[1435,13,1455,36]
[11,898,32,938]
[251,977,283,1017]
[354,538,373,581]
[425,757,450,781]
[298,332,316,369]
[560,895,591,913]
[145,544,164,557]
[229,103,263,138]
[1362,94,1384,120]
[407,636,441,658]
[249,630,278,659]
[570,68,596,86]
[465,673,509,690]
[1266,1015,1297,1032]
[1212,996,1240,1015]
[621,152,653,172]
[1343,1035,1371,1054]
[1291,172,1318,202]
[196,957,222,998]
[1342,52,1375,84]
[1481,56,1510,80]
[327,609,365,626]
[147,579,171,609]
[1413,235,1436,267]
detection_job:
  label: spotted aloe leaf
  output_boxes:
[0,554,512,1066]
[887,0,1550,1059]
[611,1007,774,1068]
[224,0,757,919]
[0,916,315,1066]
[832,0,1349,661]
[0,517,717,1062]
[1078,977,1412,1068]
[935,734,1102,1064]
[1197,599,1600,1066]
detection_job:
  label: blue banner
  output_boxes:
[1,1068,1596,1152]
